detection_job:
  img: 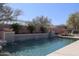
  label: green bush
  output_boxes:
[40,26,47,33]
[11,23,20,34]
[27,24,35,33]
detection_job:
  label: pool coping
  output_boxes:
[57,35,79,40]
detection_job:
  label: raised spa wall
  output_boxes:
[0,31,55,43]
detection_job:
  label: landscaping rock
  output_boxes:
[0,52,11,56]
[0,46,2,50]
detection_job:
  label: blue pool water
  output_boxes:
[3,38,77,56]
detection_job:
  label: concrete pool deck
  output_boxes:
[47,40,79,56]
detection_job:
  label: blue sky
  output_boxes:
[8,3,79,25]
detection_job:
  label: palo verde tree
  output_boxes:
[66,12,79,33]
[31,16,52,33]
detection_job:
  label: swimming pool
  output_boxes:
[3,38,77,56]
